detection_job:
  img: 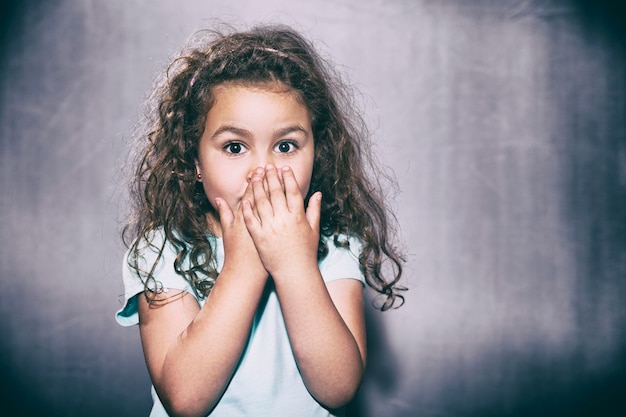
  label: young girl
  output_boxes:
[116,24,406,417]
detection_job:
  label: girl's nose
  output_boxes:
[253,154,275,171]
[247,166,265,181]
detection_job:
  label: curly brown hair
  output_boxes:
[123,24,406,310]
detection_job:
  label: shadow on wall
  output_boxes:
[392,1,626,416]
[0,360,44,417]
[557,2,626,417]
[347,296,402,417]
[0,2,27,63]
[468,352,626,417]
[569,0,626,36]
[559,0,626,415]
[0,5,55,417]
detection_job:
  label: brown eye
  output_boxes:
[225,142,243,154]
[276,141,297,153]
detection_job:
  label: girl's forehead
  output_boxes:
[213,80,282,94]
[212,81,305,101]
[209,81,310,115]
[205,82,312,128]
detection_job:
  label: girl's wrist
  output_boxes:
[267,257,320,284]
[220,258,268,282]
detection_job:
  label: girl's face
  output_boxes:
[196,83,315,233]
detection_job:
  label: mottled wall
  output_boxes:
[0,1,624,416]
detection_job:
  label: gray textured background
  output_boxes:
[1,1,625,416]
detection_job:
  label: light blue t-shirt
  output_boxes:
[116,231,365,417]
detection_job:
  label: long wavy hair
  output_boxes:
[123,24,406,310]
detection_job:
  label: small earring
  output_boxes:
[196,172,202,181]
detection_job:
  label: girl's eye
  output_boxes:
[224,142,244,154]
[276,141,297,153]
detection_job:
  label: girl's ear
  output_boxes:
[194,160,202,182]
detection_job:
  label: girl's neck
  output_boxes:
[206,213,223,238]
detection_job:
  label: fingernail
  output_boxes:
[255,167,264,174]
[282,166,290,172]
[266,163,274,170]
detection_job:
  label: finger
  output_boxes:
[305,191,322,232]
[250,166,270,196]
[240,181,259,222]
[281,166,304,213]
[215,197,234,223]
[265,164,287,212]
[251,168,273,219]
[214,197,234,234]
[242,199,261,236]
[276,164,284,186]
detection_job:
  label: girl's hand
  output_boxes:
[242,164,322,277]
[242,165,365,409]
[215,181,266,278]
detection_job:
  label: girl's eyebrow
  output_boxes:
[274,125,309,138]
[211,125,252,140]
[211,125,310,140]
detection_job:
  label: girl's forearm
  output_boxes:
[272,268,366,409]
[143,266,268,417]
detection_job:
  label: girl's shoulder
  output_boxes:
[116,229,220,326]
[319,234,365,284]
[130,228,220,260]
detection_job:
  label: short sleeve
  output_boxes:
[115,231,198,327]
[318,235,365,285]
